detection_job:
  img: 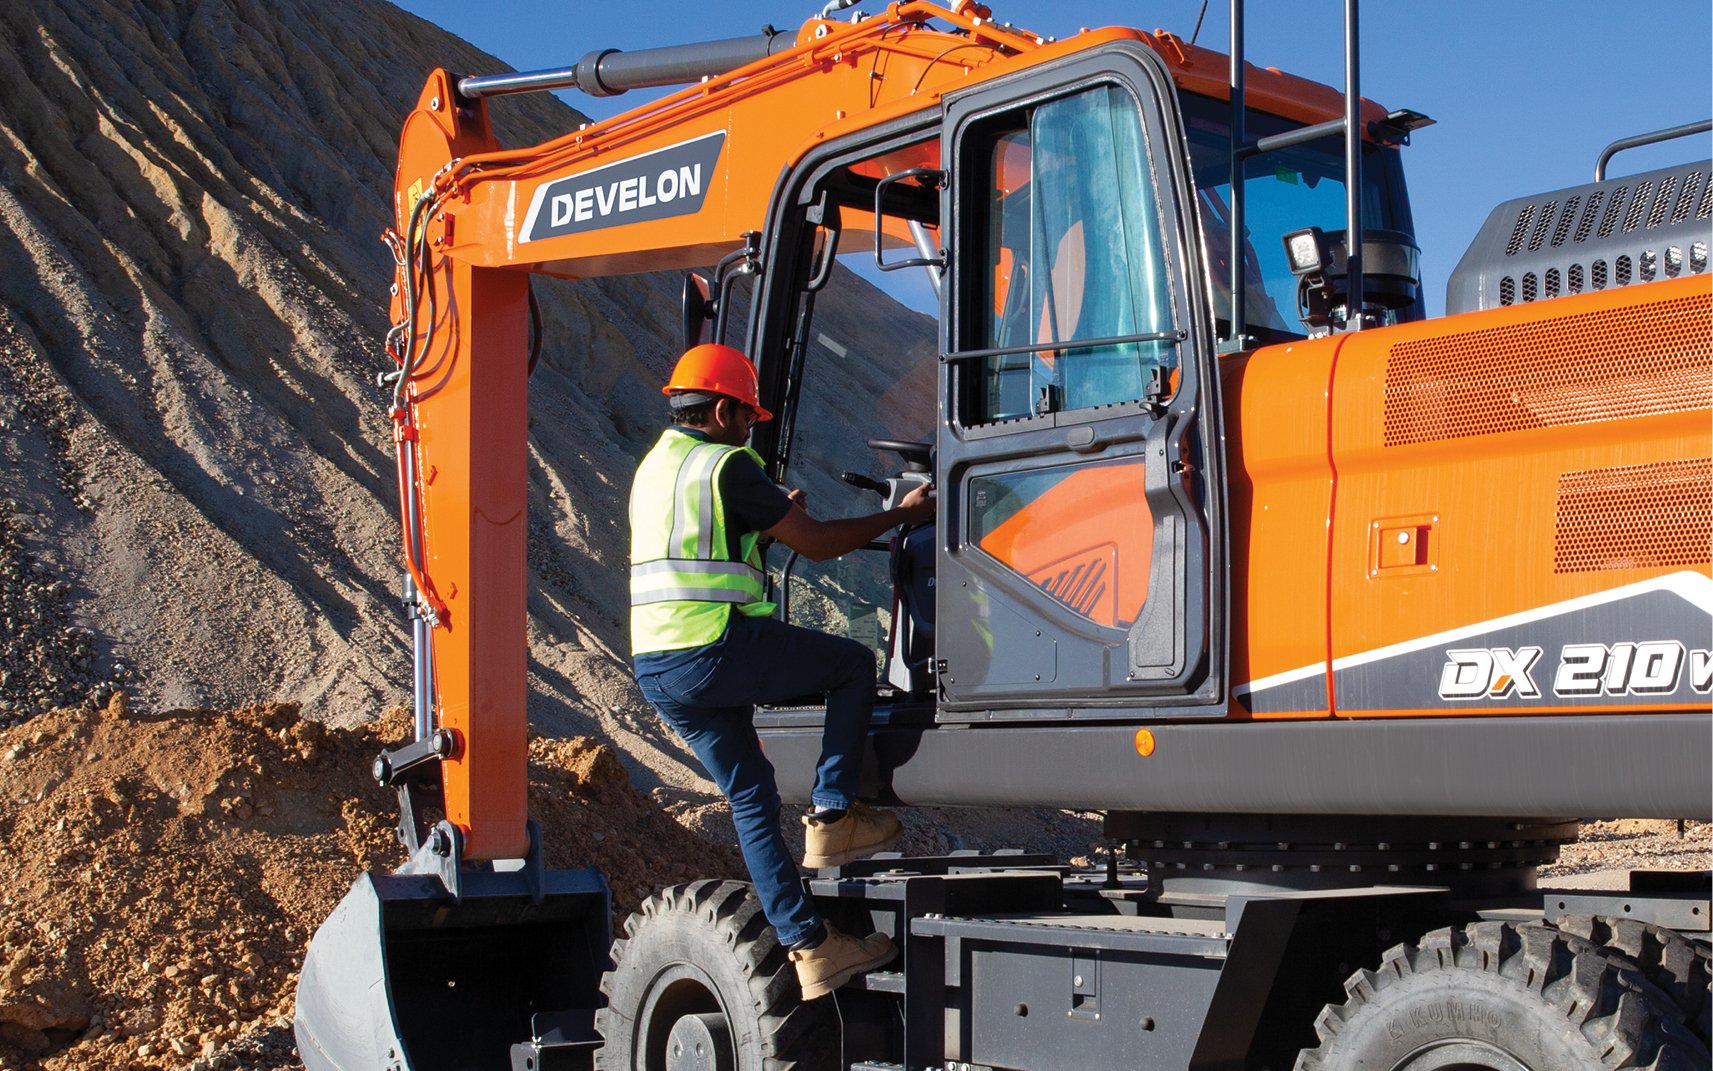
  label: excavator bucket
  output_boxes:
[294,834,610,1071]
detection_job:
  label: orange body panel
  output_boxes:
[1224,279,1711,721]
[1329,275,1706,712]
[1323,276,1712,717]
[1220,338,1341,716]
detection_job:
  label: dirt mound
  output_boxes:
[0,697,739,1071]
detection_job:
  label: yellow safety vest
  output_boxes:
[629,428,776,654]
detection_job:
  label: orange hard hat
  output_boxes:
[662,343,773,421]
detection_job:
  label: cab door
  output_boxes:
[935,43,1226,719]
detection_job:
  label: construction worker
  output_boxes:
[629,342,936,999]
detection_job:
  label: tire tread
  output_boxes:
[1294,921,1709,1071]
[1556,913,1712,1043]
[594,881,833,1071]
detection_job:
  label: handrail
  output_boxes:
[944,329,1187,364]
[1224,0,1369,346]
[1595,119,1713,182]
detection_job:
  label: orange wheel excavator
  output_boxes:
[296,3,1712,1069]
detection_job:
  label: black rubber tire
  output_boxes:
[1555,914,1712,1043]
[1294,921,1710,1071]
[594,880,835,1071]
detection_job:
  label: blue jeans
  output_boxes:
[634,614,876,948]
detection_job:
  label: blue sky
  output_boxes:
[393,1,1711,317]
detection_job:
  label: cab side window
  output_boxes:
[975,85,1177,423]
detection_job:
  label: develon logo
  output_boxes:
[520,131,726,243]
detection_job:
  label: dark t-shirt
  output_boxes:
[681,428,793,559]
[634,428,792,673]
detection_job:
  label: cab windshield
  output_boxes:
[1179,91,1420,342]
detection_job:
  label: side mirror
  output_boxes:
[682,271,716,348]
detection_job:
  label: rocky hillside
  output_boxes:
[0,0,1112,868]
[0,0,747,790]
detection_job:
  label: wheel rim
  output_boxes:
[1391,1039,1534,1071]
[635,964,734,1071]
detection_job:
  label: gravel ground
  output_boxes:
[1542,819,1712,887]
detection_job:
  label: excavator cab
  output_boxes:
[745,28,1434,774]
[748,40,1234,765]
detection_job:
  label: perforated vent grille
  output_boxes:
[1598,187,1628,238]
[1555,458,1712,573]
[1384,293,1711,446]
[1574,193,1604,242]
[1480,168,1711,309]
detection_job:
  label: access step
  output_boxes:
[850,969,904,993]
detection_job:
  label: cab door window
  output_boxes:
[977,85,1177,423]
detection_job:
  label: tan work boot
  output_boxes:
[789,924,897,1000]
[801,802,902,868]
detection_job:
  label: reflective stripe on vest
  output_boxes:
[629,429,775,654]
[630,558,765,605]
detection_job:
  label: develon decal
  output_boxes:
[520,132,726,243]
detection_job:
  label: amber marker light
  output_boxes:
[1134,729,1156,757]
